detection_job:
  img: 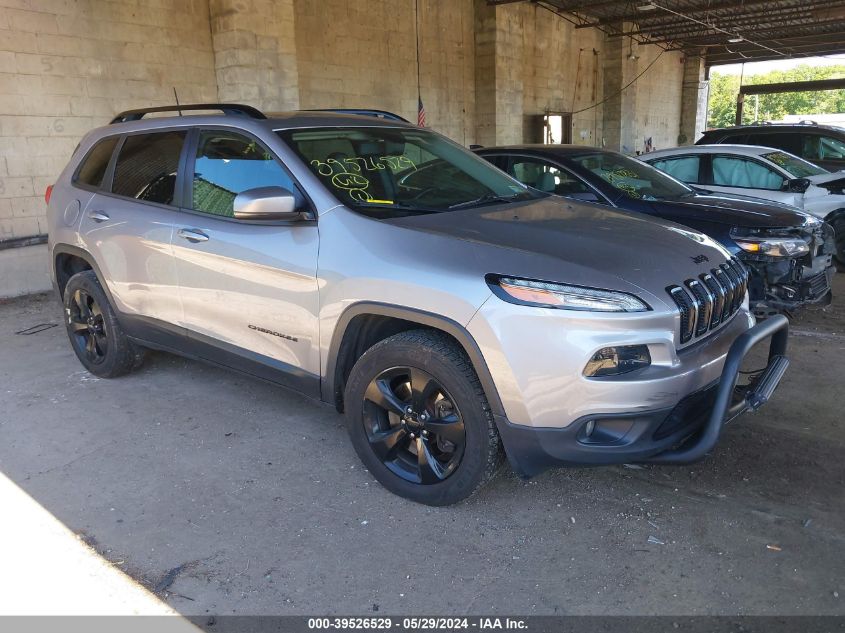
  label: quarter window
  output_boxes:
[711,156,784,190]
[112,132,186,205]
[192,130,300,217]
[74,136,118,188]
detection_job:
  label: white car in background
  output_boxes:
[641,145,845,264]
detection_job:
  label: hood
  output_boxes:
[389,197,731,305]
[806,171,845,192]
[648,191,811,228]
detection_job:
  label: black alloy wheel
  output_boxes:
[362,366,466,484]
[62,270,144,378]
[68,288,108,365]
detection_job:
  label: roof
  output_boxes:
[474,144,614,156]
[702,123,845,134]
[489,0,845,67]
[645,144,786,159]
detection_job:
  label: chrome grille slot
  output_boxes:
[667,285,697,344]
[669,257,746,345]
[685,279,713,337]
[720,263,742,312]
[713,267,735,322]
[700,272,725,328]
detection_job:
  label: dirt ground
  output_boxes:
[0,277,843,616]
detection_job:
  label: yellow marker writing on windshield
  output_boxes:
[367,199,394,204]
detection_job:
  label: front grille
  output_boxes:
[807,270,830,297]
[667,257,749,344]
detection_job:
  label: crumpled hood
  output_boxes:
[805,171,845,188]
[389,197,731,305]
[649,192,810,228]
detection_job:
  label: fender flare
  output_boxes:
[51,243,119,306]
[323,302,505,418]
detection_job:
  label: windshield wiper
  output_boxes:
[448,193,520,210]
[354,202,442,214]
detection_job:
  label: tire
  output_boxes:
[830,217,845,270]
[63,270,145,378]
[344,329,501,506]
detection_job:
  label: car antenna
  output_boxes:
[173,87,182,116]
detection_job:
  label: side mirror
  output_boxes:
[782,177,811,194]
[233,186,306,221]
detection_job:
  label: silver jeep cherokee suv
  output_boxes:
[47,104,790,505]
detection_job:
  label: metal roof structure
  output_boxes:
[489,0,845,67]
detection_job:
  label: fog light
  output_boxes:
[583,345,651,377]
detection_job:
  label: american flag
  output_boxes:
[417,96,426,127]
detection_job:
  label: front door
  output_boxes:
[172,128,320,393]
[704,154,798,205]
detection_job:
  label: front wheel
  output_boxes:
[344,330,501,505]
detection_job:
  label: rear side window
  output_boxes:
[650,156,701,183]
[753,132,801,155]
[112,131,187,205]
[74,137,118,188]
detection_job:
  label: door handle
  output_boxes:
[177,228,209,243]
[87,211,110,223]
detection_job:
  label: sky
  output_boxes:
[712,55,845,76]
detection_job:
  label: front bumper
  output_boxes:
[496,315,789,477]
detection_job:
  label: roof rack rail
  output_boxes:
[110,103,266,124]
[306,108,410,122]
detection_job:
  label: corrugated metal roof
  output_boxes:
[490,0,845,66]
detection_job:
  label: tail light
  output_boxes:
[45,185,54,205]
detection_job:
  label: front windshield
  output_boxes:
[570,151,692,200]
[762,151,828,178]
[277,127,538,217]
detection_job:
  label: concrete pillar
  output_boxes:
[473,0,524,146]
[678,54,708,145]
[209,0,300,111]
[601,26,641,154]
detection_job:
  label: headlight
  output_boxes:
[490,276,650,312]
[730,228,810,258]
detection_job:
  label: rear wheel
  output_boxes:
[344,330,501,505]
[63,271,144,378]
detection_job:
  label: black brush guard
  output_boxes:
[646,314,790,464]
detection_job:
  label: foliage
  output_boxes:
[707,64,845,128]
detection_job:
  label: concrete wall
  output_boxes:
[0,0,688,297]
[0,0,218,297]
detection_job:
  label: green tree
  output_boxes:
[706,64,845,128]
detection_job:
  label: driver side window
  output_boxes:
[192,130,300,217]
[711,156,784,190]
[508,158,597,200]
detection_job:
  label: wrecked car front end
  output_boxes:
[730,218,835,316]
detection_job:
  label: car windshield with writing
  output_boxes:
[571,151,692,201]
[762,151,828,179]
[277,127,538,217]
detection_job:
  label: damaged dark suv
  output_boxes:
[476,145,835,317]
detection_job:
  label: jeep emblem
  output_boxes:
[691,254,709,264]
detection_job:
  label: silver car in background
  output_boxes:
[46,104,789,505]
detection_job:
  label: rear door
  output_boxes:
[79,129,188,340]
[172,127,320,393]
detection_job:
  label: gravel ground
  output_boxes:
[0,277,843,616]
